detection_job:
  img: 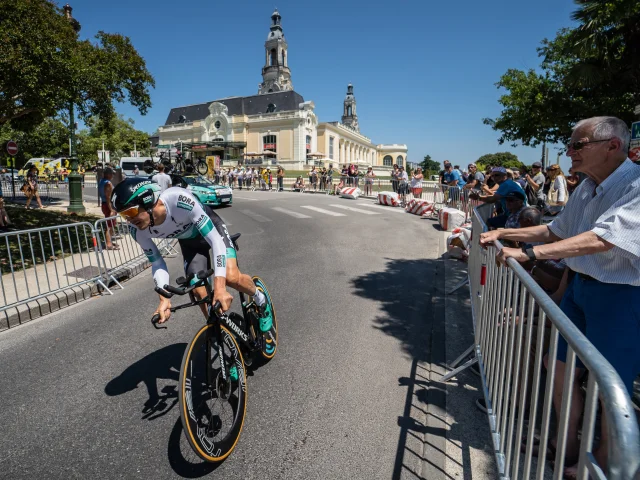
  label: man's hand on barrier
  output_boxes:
[479,230,501,248]
[497,247,528,265]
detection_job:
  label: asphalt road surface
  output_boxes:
[0,191,449,479]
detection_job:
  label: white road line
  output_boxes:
[357,203,406,213]
[240,210,272,222]
[329,204,379,215]
[300,206,346,217]
[271,207,311,219]
[231,195,260,201]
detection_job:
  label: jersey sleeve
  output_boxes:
[187,197,228,278]
[130,225,170,289]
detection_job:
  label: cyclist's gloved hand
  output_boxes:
[213,288,233,313]
[156,297,172,323]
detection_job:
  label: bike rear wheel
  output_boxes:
[252,276,278,360]
[196,161,209,176]
[179,324,247,462]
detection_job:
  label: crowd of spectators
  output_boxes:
[477,116,639,477]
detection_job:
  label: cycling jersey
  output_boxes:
[129,187,234,289]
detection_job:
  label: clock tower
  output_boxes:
[258,9,293,95]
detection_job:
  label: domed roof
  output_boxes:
[268,29,284,41]
[271,8,281,18]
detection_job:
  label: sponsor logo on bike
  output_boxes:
[225,315,249,344]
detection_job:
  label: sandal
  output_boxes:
[105,244,120,250]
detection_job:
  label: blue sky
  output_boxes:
[68,0,577,170]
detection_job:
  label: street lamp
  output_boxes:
[64,3,85,214]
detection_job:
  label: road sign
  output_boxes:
[630,139,640,162]
[631,121,640,141]
[157,144,170,148]
[6,140,18,156]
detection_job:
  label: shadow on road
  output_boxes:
[167,417,221,478]
[105,343,186,420]
[351,257,488,480]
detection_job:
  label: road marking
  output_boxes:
[231,195,260,201]
[300,206,346,217]
[240,210,272,222]
[329,204,379,215]
[271,207,311,219]
[357,203,406,213]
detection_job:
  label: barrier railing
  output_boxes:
[443,203,640,480]
[0,222,111,317]
[0,179,98,205]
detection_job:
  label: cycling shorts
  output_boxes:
[179,206,236,284]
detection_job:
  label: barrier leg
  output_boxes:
[441,344,477,382]
[447,276,469,295]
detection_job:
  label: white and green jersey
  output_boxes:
[129,187,229,289]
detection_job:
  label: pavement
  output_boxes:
[0,190,495,479]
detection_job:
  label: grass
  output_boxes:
[1,204,101,273]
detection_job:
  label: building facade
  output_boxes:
[157,9,406,173]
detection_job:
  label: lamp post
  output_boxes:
[64,4,85,214]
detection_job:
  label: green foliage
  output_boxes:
[475,152,524,170]
[484,0,640,147]
[419,155,441,176]
[76,114,151,164]
[0,117,69,168]
[0,0,154,132]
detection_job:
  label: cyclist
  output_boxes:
[110,178,274,333]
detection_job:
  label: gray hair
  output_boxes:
[574,116,630,152]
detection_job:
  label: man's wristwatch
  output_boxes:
[522,244,537,261]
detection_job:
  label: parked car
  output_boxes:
[1,168,20,182]
[168,174,232,207]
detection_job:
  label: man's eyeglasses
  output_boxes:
[566,138,613,151]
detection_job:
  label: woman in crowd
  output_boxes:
[308,166,317,192]
[293,176,305,192]
[276,166,285,192]
[364,167,376,196]
[565,167,580,195]
[410,167,424,199]
[23,166,44,209]
[391,164,399,193]
[546,164,568,213]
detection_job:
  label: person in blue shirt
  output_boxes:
[443,163,466,187]
[469,167,526,228]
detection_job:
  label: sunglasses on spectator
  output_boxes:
[566,138,613,151]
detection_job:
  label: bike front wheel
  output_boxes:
[179,324,247,462]
[196,161,208,176]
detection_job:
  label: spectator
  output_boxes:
[480,116,640,477]
[340,165,348,186]
[98,167,119,250]
[444,163,466,187]
[439,161,451,186]
[0,195,12,230]
[261,168,268,190]
[464,163,485,191]
[327,164,335,189]
[391,164,399,192]
[237,168,244,190]
[348,163,356,186]
[333,176,345,195]
[546,163,568,213]
[293,176,305,192]
[518,206,542,229]
[566,167,580,194]
[23,166,44,209]
[410,167,423,198]
[267,168,273,190]
[309,166,318,191]
[364,167,376,196]
[503,190,527,229]
[469,167,526,229]
[524,161,546,208]
[133,165,140,176]
[319,167,327,191]
[276,166,285,192]
[354,165,360,188]
[151,163,171,192]
[484,166,495,189]
[397,165,409,203]
[511,168,527,189]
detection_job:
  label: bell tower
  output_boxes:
[341,84,359,132]
[258,9,293,95]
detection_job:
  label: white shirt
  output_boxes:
[548,159,640,285]
[152,172,171,192]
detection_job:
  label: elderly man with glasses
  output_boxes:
[479,116,640,476]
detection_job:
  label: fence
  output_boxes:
[443,203,640,480]
[0,179,99,205]
[0,216,177,326]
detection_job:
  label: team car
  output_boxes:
[168,174,233,207]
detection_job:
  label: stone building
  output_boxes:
[157,9,407,173]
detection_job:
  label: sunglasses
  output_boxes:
[118,205,140,219]
[566,138,613,151]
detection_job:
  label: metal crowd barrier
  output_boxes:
[443,204,640,480]
[1,217,178,325]
[0,222,111,318]
[0,179,98,205]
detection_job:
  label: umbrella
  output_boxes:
[262,150,277,156]
[307,152,325,157]
[244,152,260,156]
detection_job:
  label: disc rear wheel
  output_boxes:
[179,324,247,462]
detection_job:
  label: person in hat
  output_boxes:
[524,161,546,205]
[469,166,526,229]
[503,190,527,229]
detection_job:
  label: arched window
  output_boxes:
[281,50,286,66]
[266,103,277,113]
[346,105,352,116]
[383,155,393,167]
[396,155,404,167]
[270,49,277,66]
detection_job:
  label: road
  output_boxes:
[0,191,450,479]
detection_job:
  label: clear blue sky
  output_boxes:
[68,0,577,170]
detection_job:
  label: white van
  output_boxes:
[120,157,152,177]
[18,158,49,177]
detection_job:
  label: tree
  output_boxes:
[0,117,69,168]
[475,152,524,170]
[76,114,151,165]
[0,0,154,132]
[483,0,640,147]
[419,155,441,176]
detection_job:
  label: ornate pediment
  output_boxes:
[208,102,229,117]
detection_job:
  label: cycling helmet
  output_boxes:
[111,178,161,226]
